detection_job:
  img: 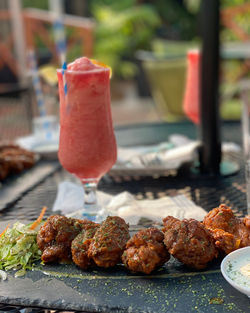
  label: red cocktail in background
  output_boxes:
[183,50,201,125]
[57,57,117,213]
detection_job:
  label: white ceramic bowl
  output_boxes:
[221,246,250,298]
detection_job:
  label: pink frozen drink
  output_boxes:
[57,57,117,184]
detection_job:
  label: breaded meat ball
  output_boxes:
[122,227,170,274]
[37,215,96,263]
[163,216,218,269]
[203,204,250,254]
[71,224,99,269]
[88,216,130,268]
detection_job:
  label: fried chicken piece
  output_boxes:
[0,144,35,180]
[243,216,250,229]
[0,141,19,151]
[208,229,240,255]
[88,216,130,268]
[122,228,170,274]
[203,204,238,233]
[203,204,250,254]
[37,215,96,263]
[0,158,9,180]
[240,216,250,247]
[1,147,35,172]
[71,224,100,270]
[162,216,218,269]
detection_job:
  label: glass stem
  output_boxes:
[83,182,98,210]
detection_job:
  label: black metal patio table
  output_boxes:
[0,121,249,313]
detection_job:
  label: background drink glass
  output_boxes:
[32,115,59,141]
[183,49,201,125]
[57,65,117,215]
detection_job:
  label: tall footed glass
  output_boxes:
[183,49,201,125]
[57,58,117,219]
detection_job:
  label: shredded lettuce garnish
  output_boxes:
[0,222,42,277]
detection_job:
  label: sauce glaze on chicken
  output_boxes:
[37,204,250,273]
[162,216,218,269]
[203,204,250,254]
[122,227,170,274]
[37,215,96,263]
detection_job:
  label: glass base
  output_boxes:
[82,182,97,205]
[81,177,99,184]
[82,181,100,221]
[81,210,100,221]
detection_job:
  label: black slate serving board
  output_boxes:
[0,252,249,313]
[0,223,249,313]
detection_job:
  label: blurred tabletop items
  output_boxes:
[0,1,250,312]
[0,120,249,313]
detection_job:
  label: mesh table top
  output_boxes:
[0,121,247,222]
[0,151,246,223]
[0,121,249,313]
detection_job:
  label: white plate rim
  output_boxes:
[220,246,250,297]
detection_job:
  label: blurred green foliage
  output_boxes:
[22,0,249,82]
[151,0,196,40]
[91,0,136,11]
[23,0,48,10]
[184,0,250,42]
[92,2,161,78]
[221,0,248,8]
[184,0,200,14]
[221,0,250,42]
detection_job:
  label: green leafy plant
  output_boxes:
[221,0,250,42]
[92,4,161,79]
[23,0,48,10]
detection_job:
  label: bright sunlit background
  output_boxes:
[0,0,249,140]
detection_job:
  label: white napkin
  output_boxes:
[115,136,241,170]
[116,135,198,169]
[52,181,111,215]
[116,142,174,164]
[52,181,207,224]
